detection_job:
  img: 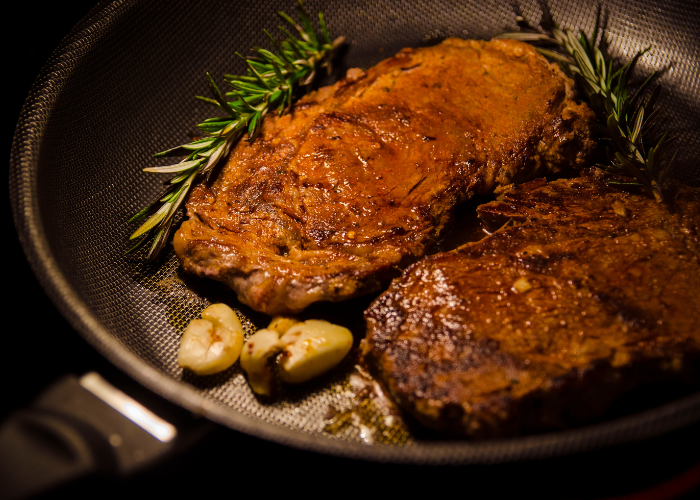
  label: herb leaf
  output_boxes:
[499,13,677,202]
[129,0,344,260]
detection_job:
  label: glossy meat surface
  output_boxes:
[176,38,595,314]
[364,171,700,437]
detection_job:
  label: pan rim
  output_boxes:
[9,0,700,465]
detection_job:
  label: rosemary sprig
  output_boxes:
[500,15,677,202]
[128,1,344,260]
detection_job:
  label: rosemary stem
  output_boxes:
[128,3,343,260]
[500,15,675,202]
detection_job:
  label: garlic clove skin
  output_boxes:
[278,320,353,384]
[240,329,284,396]
[178,304,244,375]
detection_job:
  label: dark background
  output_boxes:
[4,1,700,497]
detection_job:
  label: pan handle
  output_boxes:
[0,373,210,498]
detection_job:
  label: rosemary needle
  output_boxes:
[128,1,344,260]
[500,14,677,202]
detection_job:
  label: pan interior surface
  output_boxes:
[9,0,700,463]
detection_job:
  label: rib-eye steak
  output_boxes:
[175,38,595,315]
[364,170,700,437]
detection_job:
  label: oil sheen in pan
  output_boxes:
[127,191,495,444]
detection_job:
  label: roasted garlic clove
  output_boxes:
[177,303,244,375]
[239,329,284,396]
[278,320,353,384]
[267,316,299,335]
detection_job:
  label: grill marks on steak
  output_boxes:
[363,171,700,437]
[176,38,595,315]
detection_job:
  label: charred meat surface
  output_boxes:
[176,38,595,315]
[364,170,700,437]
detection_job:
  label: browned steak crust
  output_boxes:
[176,38,595,315]
[363,170,700,437]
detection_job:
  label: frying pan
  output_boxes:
[8,0,700,479]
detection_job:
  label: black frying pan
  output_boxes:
[7,0,700,493]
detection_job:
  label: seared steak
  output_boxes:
[364,170,700,437]
[175,38,595,315]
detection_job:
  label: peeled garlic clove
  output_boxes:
[278,320,353,384]
[178,303,244,375]
[240,329,283,396]
[201,303,244,338]
[267,316,299,335]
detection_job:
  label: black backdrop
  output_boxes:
[4,1,700,497]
